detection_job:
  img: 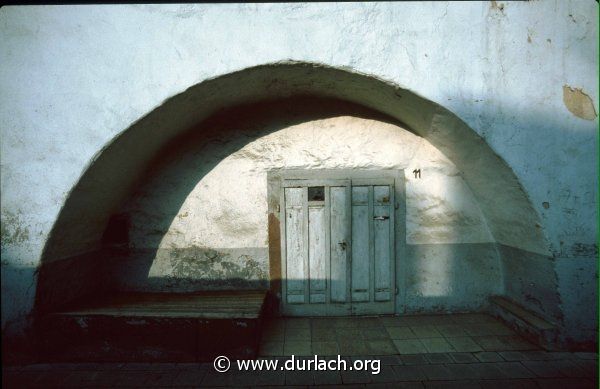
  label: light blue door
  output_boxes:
[281,178,395,316]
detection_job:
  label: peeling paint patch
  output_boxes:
[0,210,30,246]
[490,1,505,13]
[563,85,597,121]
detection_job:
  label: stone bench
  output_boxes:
[490,295,559,350]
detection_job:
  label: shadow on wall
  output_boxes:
[103,97,406,293]
[92,97,504,317]
[32,63,587,350]
[34,96,557,316]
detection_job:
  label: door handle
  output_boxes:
[373,216,389,220]
[338,241,347,250]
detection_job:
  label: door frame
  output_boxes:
[267,169,406,316]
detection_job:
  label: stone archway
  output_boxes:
[36,62,560,327]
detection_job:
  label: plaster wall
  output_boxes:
[0,1,597,347]
[109,109,500,313]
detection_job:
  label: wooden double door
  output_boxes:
[280,177,395,316]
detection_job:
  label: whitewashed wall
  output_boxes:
[113,114,499,310]
[1,2,597,347]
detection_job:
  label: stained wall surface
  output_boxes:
[1,2,597,349]
[110,103,500,314]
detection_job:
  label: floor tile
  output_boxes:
[285,370,314,385]
[522,360,583,378]
[336,327,364,340]
[367,340,397,355]
[286,327,311,341]
[465,362,508,379]
[445,337,483,352]
[284,341,312,356]
[376,354,402,365]
[474,336,536,351]
[492,361,536,379]
[356,317,384,329]
[425,353,453,364]
[386,326,417,340]
[463,323,494,337]
[393,339,428,354]
[285,318,311,329]
[312,341,340,356]
[254,369,286,386]
[362,328,390,340]
[436,324,468,337]
[409,315,450,325]
[449,352,479,363]
[311,318,336,330]
[370,364,398,383]
[474,351,504,362]
[392,365,427,381]
[341,368,371,384]
[498,351,530,361]
[230,370,261,387]
[312,369,342,385]
[312,327,336,341]
[421,363,457,380]
[399,353,429,365]
[339,339,370,355]
[451,313,497,325]
[410,325,443,338]
[420,338,455,353]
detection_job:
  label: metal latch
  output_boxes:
[373,216,389,220]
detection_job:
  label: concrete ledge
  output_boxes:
[490,295,559,351]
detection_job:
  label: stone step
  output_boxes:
[36,290,268,362]
[489,295,559,350]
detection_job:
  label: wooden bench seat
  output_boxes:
[37,290,268,362]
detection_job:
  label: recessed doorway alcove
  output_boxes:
[34,63,564,360]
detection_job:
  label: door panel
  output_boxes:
[284,187,306,304]
[308,204,327,303]
[329,186,350,303]
[351,186,370,302]
[350,183,395,314]
[374,204,392,302]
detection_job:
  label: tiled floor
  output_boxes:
[260,313,537,357]
[3,314,598,388]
